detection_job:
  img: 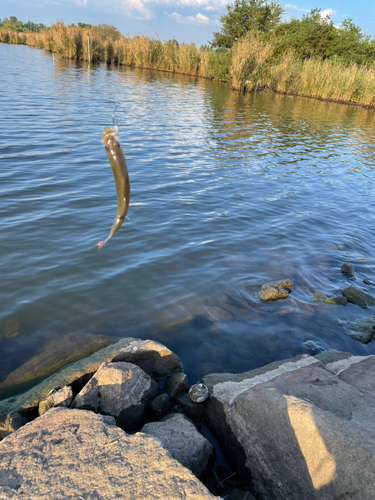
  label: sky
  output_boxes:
[1,0,375,47]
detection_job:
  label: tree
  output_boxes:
[211,0,284,49]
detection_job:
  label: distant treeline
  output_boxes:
[1,5,375,108]
[0,16,47,33]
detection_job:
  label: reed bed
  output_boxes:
[2,21,375,107]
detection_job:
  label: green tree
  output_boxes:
[211,0,284,49]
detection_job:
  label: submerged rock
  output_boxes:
[313,290,347,306]
[364,279,374,286]
[259,279,293,302]
[142,414,214,479]
[38,386,73,416]
[72,361,158,432]
[0,408,216,500]
[342,285,375,308]
[341,262,356,278]
[313,290,328,302]
[346,317,375,344]
[303,340,324,352]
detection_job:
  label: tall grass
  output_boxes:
[2,21,375,107]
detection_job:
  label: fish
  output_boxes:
[96,125,130,248]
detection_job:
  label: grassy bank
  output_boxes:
[1,22,375,107]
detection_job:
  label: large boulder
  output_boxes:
[0,408,217,500]
[142,414,214,479]
[111,339,183,378]
[72,362,158,431]
[38,386,73,416]
[202,353,375,500]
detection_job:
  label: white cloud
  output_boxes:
[320,8,337,19]
[284,4,309,13]
[168,11,214,25]
[75,0,88,5]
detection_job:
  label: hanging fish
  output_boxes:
[96,125,130,247]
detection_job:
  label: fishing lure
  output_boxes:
[96,125,130,247]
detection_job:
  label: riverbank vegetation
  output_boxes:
[1,2,375,107]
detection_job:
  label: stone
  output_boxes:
[189,383,210,403]
[341,262,355,278]
[165,372,189,401]
[149,394,173,421]
[111,339,183,378]
[142,414,214,479]
[325,354,375,396]
[175,394,205,423]
[324,295,348,306]
[0,408,216,500]
[259,279,293,302]
[0,413,27,441]
[72,362,158,432]
[303,340,324,352]
[313,290,328,302]
[346,316,375,344]
[38,386,73,416]
[0,337,138,423]
[364,279,373,286]
[203,354,375,499]
[342,285,375,308]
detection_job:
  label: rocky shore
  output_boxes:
[1,337,375,499]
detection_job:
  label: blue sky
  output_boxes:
[1,0,375,46]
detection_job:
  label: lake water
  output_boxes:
[1,43,375,400]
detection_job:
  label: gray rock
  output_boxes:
[111,339,182,378]
[259,279,293,302]
[203,354,375,499]
[346,317,375,344]
[38,386,73,416]
[342,285,375,308]
[364,279,373,286]
[189,383,210,403]
[325,354,375,395]
[0,337,138,423]
[142,414,214,479]
[313,290,347,306]
[315,349,353,366]
[341,262,355,278]
[175,394,205,423]
[0,408,216,500]
[72,362,158,431]
[165,372,189,401]
[303,340,324,352]
[0,413,27,441]
[149,394,173,421]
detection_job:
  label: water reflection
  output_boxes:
[1,45,375,399]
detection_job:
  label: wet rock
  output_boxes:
[342,285,375,308]
[189,383,209,403]
[72,362,158,432]
[313,290,347,306]
[175,394,205,423]
[364,279,373,286]
[149,394,173,421]
[313,290,328,302]
[0,408,216,500]
[38,386,73,416]
[259,279,293,302]
[341,262,356,278]
[202,354,375,499]
[111,339,182,378]
[303,340,324,352]
[0,413,27,441]
[165,372,189,401]
[0,337,138,423]
[346,317,375,344]
[0,332,119,400]
[142,413,214,479]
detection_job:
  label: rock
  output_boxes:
[202,354,375,499]
[189,383,210,403]
[0,408,216,500]
[313,290,328,302]
[341,262,355,278]
[111,339,182,378]
[72,362,158,432]
[142,414,214,479]
[0,413,27,441]
[303,340,324,352]
[0,332,119,400]
[364,279,373,286]
[149,394,173,421]
[38,386,73,416]
[0,337,138,423]
[313,290,347,306]
[346,317,375,344]
[324,295,348,306]
[315,349,353,366]
[165,372,189,401]
[259,279,293,302]
[324,353,375,395]
[342,285,375,308]
[175,394,205,423]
